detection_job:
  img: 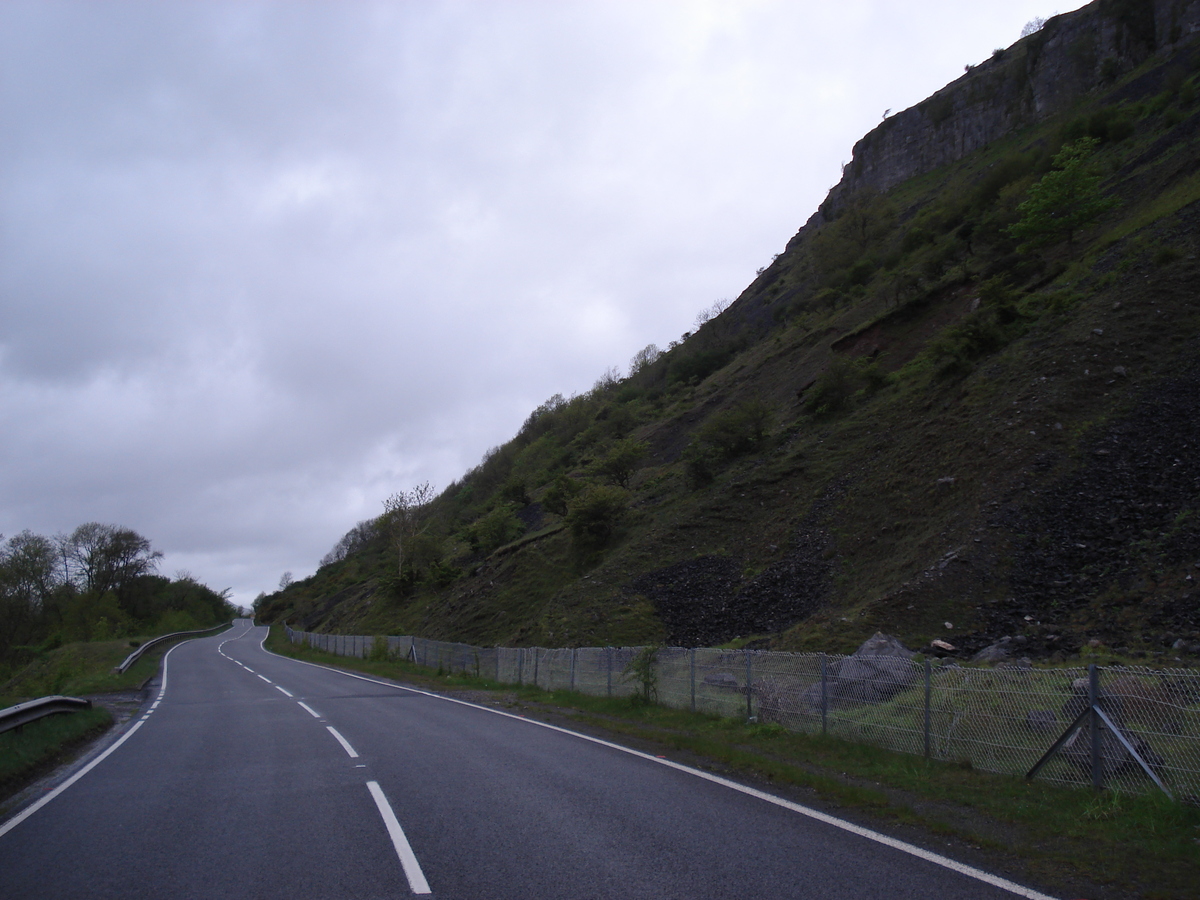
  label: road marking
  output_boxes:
[256,674,272,683]
[263,633,1059,900]
[297,701,322,718]
[326,726,359,758]
[244,667,255,673]
[275,685,294,697]
[0,639,186,840]
[366,781,431,895]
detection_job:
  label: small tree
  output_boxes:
[382,481,436,580]
[278,571,294,590]
[622,645,660,705]
[628,344,662,376]
[1008,137,1116,251]
[594,439,648,488]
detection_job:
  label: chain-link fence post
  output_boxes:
[820,653,828,736]
[690,648,696,713]
[1090,663,1103,791]
[533,649,540,689]
[924,658,932,759]
[569,648,576,692]
[745,649,753,720]
[606,647,612,698]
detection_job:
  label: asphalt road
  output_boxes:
[0,621,1061,899]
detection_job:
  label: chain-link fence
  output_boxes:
[282,625,1200,802]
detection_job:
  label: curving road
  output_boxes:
[0,621,1059,899]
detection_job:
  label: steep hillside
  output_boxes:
[259,0,1200,665]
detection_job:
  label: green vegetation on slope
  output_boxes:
[260,21,1200,667]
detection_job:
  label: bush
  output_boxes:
[565,485,629,549]
[499,476,530,506]
[467,504,524,554]
[622,645,660,705]
[542,474,582,516]
[667,346,735,385]
[593,439,648,488]
[696,399,774,459]
[369,635,393,661]
[803,357,858,418]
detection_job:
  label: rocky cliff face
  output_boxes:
[801,0,1200,232]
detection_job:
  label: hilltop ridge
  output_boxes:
[258,0,1200,666]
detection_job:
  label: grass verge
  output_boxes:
[0,706,114,798]
[0,624,234,707]
[267,625,1200,900]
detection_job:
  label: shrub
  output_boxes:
[542,474,583,516]
[565,485,629,548]
[468,504,524,554]
[499,476,530,506]
[697,399,774,459]
[623,645,660,705]
[682,440,718,489]
[667,346,735,385]
[803,357,859,418]
[369,635,393,661]
[593,439,648,488]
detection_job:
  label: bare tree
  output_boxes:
[693,298,731,330]
[628,344,661,376]
[1021,17,1045,38]
[279,571,294,590]
[66,523,162,599]
[382,481,436,579]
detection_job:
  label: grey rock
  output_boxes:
[702,672,741,691]
[801,632,918,712]
[1025,709,1058,733]
[971,640,1012,664]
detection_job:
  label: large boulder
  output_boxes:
[802,632,919,711]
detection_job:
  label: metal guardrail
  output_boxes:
[0,695,92,736]
[113,621,234,674]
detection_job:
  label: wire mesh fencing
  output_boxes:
[282,625,1200,802]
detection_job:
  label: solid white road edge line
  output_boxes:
[297,702,322,718]
[260,628,1059,900]
[326,726,360,758]
[0,638,193,841]
[366,781,432,895]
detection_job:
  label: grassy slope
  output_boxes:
[0,626,232,706]
[261,38,1200,664]
[265,626,1200,900]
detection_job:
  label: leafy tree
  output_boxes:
[467,504,524,554]
[594,439,648,488]
[1007,137,1116,251]
[697,399,774,459]
[542,473,582,516]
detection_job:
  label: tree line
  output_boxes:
[0,522,236,679]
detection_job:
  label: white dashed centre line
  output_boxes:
[297,702,322,719]
[275,686,294,697]
[326,726,359,758]
[366,781,431,895]
[256,674,272,684]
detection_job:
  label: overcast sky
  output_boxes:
[0,1,1080,608]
